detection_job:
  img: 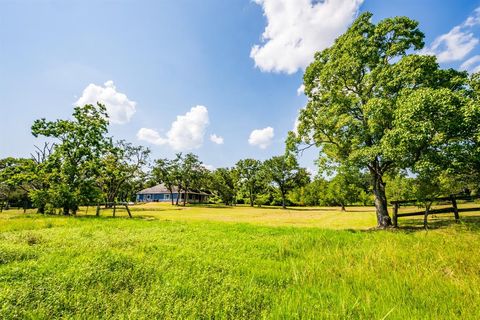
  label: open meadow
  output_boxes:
[1,204,480,319]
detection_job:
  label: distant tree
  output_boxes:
[210,168,238,205]
[0,157,33,210]
[289,178,330,206]
[152,158,178,205]
[263,155,310,209]
[98,140,150,206]
[235,159,264,207]
[325,166,366,211]
[170,153,207,206]
[385,174,416,203]
[31,103,110,215]
[289,12,471,227]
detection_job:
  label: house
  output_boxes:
[136,184,211,203]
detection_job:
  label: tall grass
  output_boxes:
[1,209,479,319]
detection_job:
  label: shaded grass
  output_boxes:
[0,206,480,319]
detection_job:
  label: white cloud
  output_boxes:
[422,7,480,63]
[251,0,364,74]
[297,84,305,96]
[136,128,167,145]
[137,105,209,151]
[423,27,478,63]
[75,80,136,124]
[465,7,480,27]
[248,126,274,149]
[203,164,215,171]
[461,55,480,73]
[210,134,224,144]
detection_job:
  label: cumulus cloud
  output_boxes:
[248,127,274,149]
[461,55,480,73]
[422,7,480,63]
[137,105,209,151]
[251,0,364,74]
[75,80,136,124]
[210,134,224,145]
[136,128,166,145]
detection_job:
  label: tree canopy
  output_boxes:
[288,12,475,227]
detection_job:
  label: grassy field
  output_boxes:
[1,204,480,319]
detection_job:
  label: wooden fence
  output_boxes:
[95,202,132,218]
[391,195,480,228]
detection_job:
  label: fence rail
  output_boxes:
[391,194,480,228]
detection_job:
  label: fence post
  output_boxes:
[393,203,399,228]
[124,203,132,218]
[451,195,460,222]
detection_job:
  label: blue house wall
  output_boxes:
[137,193,179,202]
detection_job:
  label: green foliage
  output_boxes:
[288,178,329,206]
[98,140,150,204]
[151,157,179,204]
[210,168,238,205]
[31,103,111,214]
[236,159,265,207]
[325,166,367,210]
[263,155,310,208]
[289,12,473,227]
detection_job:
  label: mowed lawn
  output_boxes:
[1,204,480,319]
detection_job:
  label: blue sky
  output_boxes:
[1,0,480,171]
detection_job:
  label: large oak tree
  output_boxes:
[289,12,471,228]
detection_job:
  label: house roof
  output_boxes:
[137,184,211,196]
[137,184,175,194]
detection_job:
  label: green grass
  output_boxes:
[1,205,480,319]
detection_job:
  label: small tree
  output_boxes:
[236,159,264,207]
[263,155,310,209]
[210,168,238,205]
[0,157,33,210]
[152,158,178,205]
[98,140,150,206]
[325,166,365,211]
[31,103,110,215]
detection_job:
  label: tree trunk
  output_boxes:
[63,206,69,215]
[371,171,392,228]
[175,186,181,205]
[341,203,346,212]
[281,191,286,209]
[249,189,254,207]
[170,191,174,205]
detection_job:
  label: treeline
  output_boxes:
[0,103,310,213]
[150,154,309,208]
[1,103,477,215]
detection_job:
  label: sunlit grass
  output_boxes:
[1,204,480,319]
